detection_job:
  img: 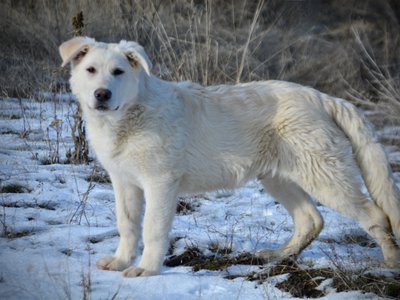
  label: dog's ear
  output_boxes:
[118,40,152,76]
[59,36,95,67]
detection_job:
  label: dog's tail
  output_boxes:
[322,95,400,239]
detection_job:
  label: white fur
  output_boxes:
[59,37,400,277]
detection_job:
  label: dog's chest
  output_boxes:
[87,124,131,167]
[87,123,167,180]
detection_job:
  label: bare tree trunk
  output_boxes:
[70,11,89,164]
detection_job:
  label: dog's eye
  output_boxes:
[86,67,96,74]
[112,68,124,76]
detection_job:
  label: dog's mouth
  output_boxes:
[94,104,119,112]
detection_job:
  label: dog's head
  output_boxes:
[59,37,152,112]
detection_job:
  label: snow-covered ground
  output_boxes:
[0,96,398,299]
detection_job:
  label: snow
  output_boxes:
[0,97,396,299]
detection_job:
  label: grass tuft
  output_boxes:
[0,184,30,194]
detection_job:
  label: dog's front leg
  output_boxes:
[123,180,179,277]
[97,176,144,272]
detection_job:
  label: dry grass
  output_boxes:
[1,0,400,119]
[164,246,400,299]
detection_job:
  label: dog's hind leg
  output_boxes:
[256,176,323,262]
[292,152,400,268]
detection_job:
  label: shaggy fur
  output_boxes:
[60,37,400,277]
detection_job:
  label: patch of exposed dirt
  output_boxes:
[164,247,264,271]
[164,246,400,299]
[1,201,57,211]
[0,184,31,193]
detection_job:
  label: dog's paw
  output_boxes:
[122,266,159,277]
[384,259,400,269]
[255,249,282,261]
[255,249,298,264]
[96,256,131,271]
[255,249,296,262]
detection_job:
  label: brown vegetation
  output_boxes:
[164,246,400,298]
[1,0,400,125]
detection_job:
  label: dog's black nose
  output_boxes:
[94,88,112,102]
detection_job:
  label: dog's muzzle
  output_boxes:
[94,88,117,111]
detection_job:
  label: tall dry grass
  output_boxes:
[1,0,400,124]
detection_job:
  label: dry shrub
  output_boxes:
[1,0,400,124]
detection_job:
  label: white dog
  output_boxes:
[60,37,400,277]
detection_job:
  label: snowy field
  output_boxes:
[0,96,399,299]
